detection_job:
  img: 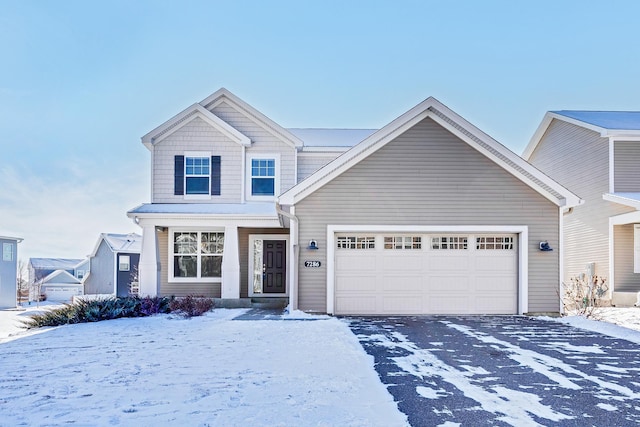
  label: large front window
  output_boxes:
[185,157,210,195]
[173,231,224,279]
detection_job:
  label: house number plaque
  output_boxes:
[304,261,322,268]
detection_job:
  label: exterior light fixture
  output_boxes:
[539,241,553,251]
[307,240,319,250]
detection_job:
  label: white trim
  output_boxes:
[142,104,250,148]
[559,209,565,314]
[247,234,290,298]
[280,98,580,208]
[245,153,280,202]
[168,228,225,284]
[603,193,640,209]
[634,224,640,274]
[325,225,529,315]
[609,217,615,298]
[241,146,246,203]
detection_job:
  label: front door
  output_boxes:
[263,240,286,293]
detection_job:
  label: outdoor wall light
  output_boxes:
[539,241,553,251]
[307,240,319,250]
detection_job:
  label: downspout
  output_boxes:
[275,201,299,311]
[559,206,576,314]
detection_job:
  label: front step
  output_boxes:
[251,297,288,309]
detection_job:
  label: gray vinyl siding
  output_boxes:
[211,101,297,192]
[158,229,221,298]
[152,117,243,203]
[84,241,115,295]
[238,227,289,298]
[0,238,17,308]
[614,141,640,192]
[528,120,634,284]
[613,224,640,291]
[295,117,561,313]
[297,153,342,183]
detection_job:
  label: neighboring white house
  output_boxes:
[83,233,142,297]
[28,257,88,302]
[0,235,23,309]
[524,111,640,306]
[38,269,83,302]
[128,88,581,315]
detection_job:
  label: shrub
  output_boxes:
[169,295,215,318]
[22,296,174,329]
[562,275,608,318]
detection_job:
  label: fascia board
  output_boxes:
[200,89,304,149]
[0,235,23,242]
[603,193,640,209]
[522,113,554,160]
[89,234,107,258]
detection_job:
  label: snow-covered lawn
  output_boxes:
[0,307,408,426]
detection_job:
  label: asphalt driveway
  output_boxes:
[346,316,640,427]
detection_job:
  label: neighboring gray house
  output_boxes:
[0,236,22,309]
[524,111,640,306]
[84,233,141,297]
[128,89,580,315]
[28,258,86,285]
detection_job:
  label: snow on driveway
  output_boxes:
[0,309,408,427]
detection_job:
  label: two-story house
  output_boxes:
[0,235,22,309]
[128,88,580,315]
[84,233,142,298]
[525,111,640,306]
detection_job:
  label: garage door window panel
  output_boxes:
[384,236,422,250]
[337,236,375,249]
[476,236,514,250]
[431,236,468,250]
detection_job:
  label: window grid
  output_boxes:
[431,236,468,250]
[173,232,224,279]
[185,157,210,195]
[476,236,514,250]
[384,236,422,250]
[251,158,276,196]
[337,236,376,249]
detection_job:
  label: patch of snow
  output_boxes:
[437,422,461,427]
[459,365,490,375]
[597,403,618,412]
[0,310,408,426]
[283,307,330,320]
[416,386,448,399]
[541,341,605,354]
[549,311,640,345]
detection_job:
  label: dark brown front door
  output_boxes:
[263,240,286,293]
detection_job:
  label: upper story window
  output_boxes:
[246,154,279,200]
[185,157,210,195]
[174,153,221,198]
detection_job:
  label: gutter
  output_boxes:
[275,201,299,311]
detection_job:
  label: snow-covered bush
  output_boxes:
[562,275,608,318]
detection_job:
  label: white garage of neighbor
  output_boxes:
[327,226,526,315]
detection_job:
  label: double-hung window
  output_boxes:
[185,157,210,195]
[172,231,224,280]
[174,153,221,197]
[246,154,279,199]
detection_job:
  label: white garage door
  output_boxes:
[44,286,83,302]
[334,233,518,315]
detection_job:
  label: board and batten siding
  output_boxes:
[614,141,640,192]
[84,240,115,295]
[297,153,342,183]
[210,101,297,193]
[157,229,221,298]
[152,117,243,203]
[528,120,635,284]
[295,117,561,313]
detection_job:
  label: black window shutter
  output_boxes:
[174,155,184,195]
[211,156,221,196]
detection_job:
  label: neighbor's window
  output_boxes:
[431,236,468,250]
[173,231,224,279]
[118,255,130,271]
[251,158,276,196]
[185,157,210,195]
[2,243,13,261]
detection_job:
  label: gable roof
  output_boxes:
[279,97,582,208]
[30,258,84,270]
[200,88,304,149]
[90,233,142,257]
[141,102,250,149]
[523,110,640,159]
[0,235,23,242]
[40,269,81,285]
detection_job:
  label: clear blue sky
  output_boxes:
[2,0,640,263]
